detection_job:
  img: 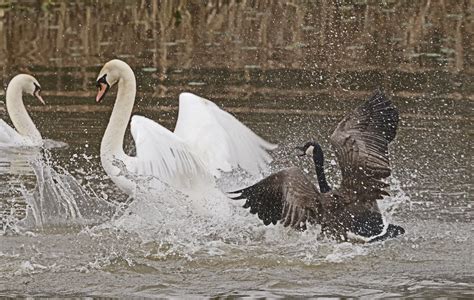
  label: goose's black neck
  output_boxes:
[312,143,331,193]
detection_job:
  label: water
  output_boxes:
[0,1,473,298]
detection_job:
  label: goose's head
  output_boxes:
[10,74,44,104]
[96,59,133,103]
[296,141,318,157]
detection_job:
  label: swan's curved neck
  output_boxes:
[101,70,136,157]
[100,66,137,195]
[6,82,42,142]
[312,143,331,193]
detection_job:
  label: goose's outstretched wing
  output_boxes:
[130,115,213,189]
[329,90,399,202]
[229,167,322,229]
[173,93,276,177]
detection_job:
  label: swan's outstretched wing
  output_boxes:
[330,90,399,202]
[173,93,276,177]
[229,167,322,229]
[130,115,212,188]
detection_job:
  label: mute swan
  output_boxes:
[95,59,276,195]
[230,91,405,242]
[0,74,45,147]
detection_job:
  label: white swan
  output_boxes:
[0,74,45,147]
[96,59,276,195]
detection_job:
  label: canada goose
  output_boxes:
[229,90,405,242]
[0,74,44,147]
[95,59,276,195]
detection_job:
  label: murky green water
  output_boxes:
[0,1,473,298]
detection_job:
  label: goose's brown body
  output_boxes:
[230,91,404,242]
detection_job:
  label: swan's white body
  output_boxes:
[97,60,276,195]
[0,74,44,148]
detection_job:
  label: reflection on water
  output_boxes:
[0,1,472,298]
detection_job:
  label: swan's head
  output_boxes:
[9,74,44,104]
[96,59,133,103]
[295,141,318,157]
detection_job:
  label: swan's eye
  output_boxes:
[96,74,108,87]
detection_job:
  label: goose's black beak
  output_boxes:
[295,146,306,157]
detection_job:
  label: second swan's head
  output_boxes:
[96,59,134,103]
[8,74,44,104]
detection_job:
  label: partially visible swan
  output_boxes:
[95,59,276,195]
[229,91,405,242]
[0,74,45,148]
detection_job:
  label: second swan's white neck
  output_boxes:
[6,80,42,143]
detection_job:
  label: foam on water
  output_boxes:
[92,169,408,264]
[101,183,261,254]
[325,242,368,263]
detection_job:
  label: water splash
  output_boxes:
[9,151,117,232]
[379,176,411,221]
[0,144,413,268]
[42,138,68,150]
[86,165,412,262]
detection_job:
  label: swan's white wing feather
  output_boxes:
[173,93,276,176]
[0,119,22,146]
[130,115,212,188]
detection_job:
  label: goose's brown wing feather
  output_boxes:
[330,90,399,203]
[229,167,322,229]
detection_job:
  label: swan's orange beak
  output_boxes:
[33,86,45,105]
[96,82,109,103]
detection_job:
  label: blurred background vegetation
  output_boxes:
[0,0,471,99]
